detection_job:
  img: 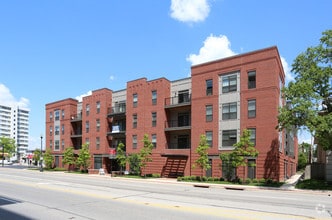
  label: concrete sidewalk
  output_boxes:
[280,173,303,190]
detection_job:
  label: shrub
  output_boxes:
[219,177,225,181]
[207,177,214,182]
[252,178,259,183]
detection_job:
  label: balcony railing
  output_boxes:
[165,119,191,128]
[165,94,191,106]
[108,104,126,115]
[70,114,82,121]
[166,143,191,149]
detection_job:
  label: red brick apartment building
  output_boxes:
[45,46,297,181]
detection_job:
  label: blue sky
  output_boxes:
[0,0,330,150]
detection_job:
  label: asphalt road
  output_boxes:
[0,166,331,220]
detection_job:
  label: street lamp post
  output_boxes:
[40,135,43,172]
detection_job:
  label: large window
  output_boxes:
[94,157,102,169]
[86,121,90,133]
[133,93,138,107]
[222,102,237,120]
[206,79,213,96]
[133,114,137,128]
[132,135,137,149]
[247,159,256,179]
[206,105,213,122]
[61,124,65,135]
[222,130,237,147]
[152,112,157,127]
[86,104,90,116]
[248,128,256,146]
[222,75,237,93]
[96,101,100,114]
[152,134,157,148]
[55,110,60,121]
[248,71,256,89]
[248,99,256,118]
[96,137,100,150]
[55,125,60,135]
[54,140,60,151]
[96,119,100,132]
[206,131,213,147]
[178,90,190,103]
[152,90,157,105]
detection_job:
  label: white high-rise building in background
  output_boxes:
[0,104,29,161]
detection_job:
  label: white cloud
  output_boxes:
[187,34,236,65]
[109,75,115,81]
[280,56,294,84]
[75,91,92,102]
[0,83,30,109]
[170,0,210,23]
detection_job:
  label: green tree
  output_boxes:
[277,30,332,150]
[76,144,91,172]
[33,149,41,165]
[193,134,211,179]
[116,142,127,172]
[220,129,259,181]
[128,153,140,175]
[0,137,16,158]
[298,152,308,170]
[63,147,75,171]
[138,134,153,177]
[43,148,54,169]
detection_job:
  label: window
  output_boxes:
[96,119,100,132]
[178,112,190,126]
[96,101,100,114]
[133,93,138,107]
[132,135,137,149]
[61,139,65,150]
[222,75,237,93]
[49,126,52,136]
[248,71,256,89]
[178,90,190,103]
[222,102,237,120]
[94,157,102,169]
[206,105,213,122]
[206,79,213,95]
[152,90,157,105]
[152,134,157,148]
[49,140,53,149]
[62,109,65,119]
[61,124,65,135]
[86,121,90,133]
[85,138,90,146]
[96,137,100,150]
[222,160,236,180]
[152,112,157,127]
[54,140,60,151]
[86,104,90,116]
[49,112,53,121]
[247,159,256,179]
[55,126,60,135]
[55,110,60,121]
[248,99,256,118]
[248,128,256,146]
[133,114,137,128]
[206,131,213,147]
[222,130,237,147]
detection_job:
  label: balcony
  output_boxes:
[70,130,82,138]
[71,114,82,122]
[107,125,126,136]
[108,104,126,116]
[165,93,191,108]
[165,119,191,131]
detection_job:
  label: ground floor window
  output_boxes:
[222,160,236,181]
[94,156,102,169]
[247,159,256,179]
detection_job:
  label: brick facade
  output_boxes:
[45,46,297,181]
